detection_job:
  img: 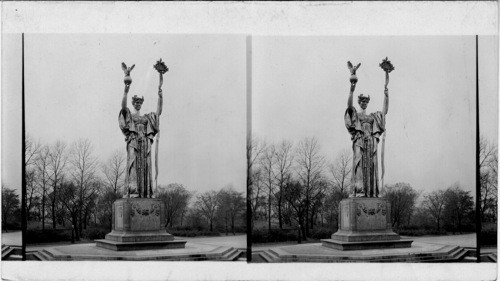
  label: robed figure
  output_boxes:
[119,63,163,198]
[345,61,389,197]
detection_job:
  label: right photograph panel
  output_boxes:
[250,36,498,263]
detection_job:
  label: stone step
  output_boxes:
[10,247,23,256]
[259,252,274,263]
[462,256,477,262]
[32,252,49,261]
[451,248,469,259]
[219,246,236,256]
[33,250,54,261]
[7,254,22,261]
[258,245,470,263]
[223,249,242,261]
[259,250,280,263]
[488,254,497,262]
[41,246,244,261]
[1,246,13,260]
[419,248,468,263]
[26,252,40,260]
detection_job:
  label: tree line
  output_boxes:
[2,135,246,240]
[248,136,497,241]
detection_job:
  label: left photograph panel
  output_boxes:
[2,34,247,261]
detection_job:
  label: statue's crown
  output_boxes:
[132,95,144,103]
[357,94,370,103]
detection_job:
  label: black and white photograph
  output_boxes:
[249,36,497,264]
[1,2,498,281]
[2,34,247,261]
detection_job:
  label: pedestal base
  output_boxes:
[96,198,186,251]
[321,238,413,251]
[326,197,412,250]
[330,230,400,242]
[104,230,174,243]
[95,239,186,251]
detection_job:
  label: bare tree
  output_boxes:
[248,137,267,174]
[249,168,265,231]
[282,180,307,241]
[296,137,326,236]
[25,134,41,168]
[247,137,267,231]
[25,169,38,221]
[322,185,348,229]
[479,136,498,221]
[260,144,276,232]
[25,134,41,222]
[329,149,352,193]
[2,186,20,232]
[194,190,220,232]
[423,190,446,231]
[443,185,474,234]
[383,182,419,227]
[35,145,51,229]
[69,139,99,237]
[217,186,245,235]
[48,140,68,229]
[157,183,192,228]
[102,149,126,194]
[57,180,81,240]
[273,140,294,229]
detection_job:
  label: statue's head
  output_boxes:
[132,95,144,111]
[358,94,370,110]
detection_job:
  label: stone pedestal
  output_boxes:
[322,197,412,250]
[96,198,186,251]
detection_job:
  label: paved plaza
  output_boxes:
[1,232,247,261]
[1,232,246,249]
[2,231,496,262]
[252,233,485,252]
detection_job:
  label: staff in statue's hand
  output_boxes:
[154,58,169,92]
[153,58,169,191]
[378,57,394,191]
[379,57,394,99]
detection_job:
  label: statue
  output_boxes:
[119,60,166,198]
[344,59,393,197]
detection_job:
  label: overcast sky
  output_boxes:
[252,36,498,196]
[2,34,247,195]
[2,35,497,198]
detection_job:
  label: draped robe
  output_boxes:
[345,106,385,197]
[119,107,159,198]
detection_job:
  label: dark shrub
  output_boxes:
[3,222,21,231]
[395,227,447,236]
[310,227,334,240]
[82,227,108,240]
[251,228,299,243]
[481,230,497,246]
[170,225,193,231]
[26,228,72,244]
[232,225,247,233]
[169,229,220,237]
